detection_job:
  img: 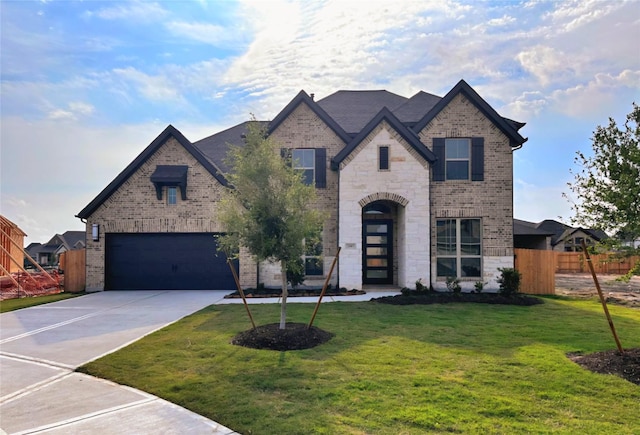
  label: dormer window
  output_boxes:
[150,165,188,201]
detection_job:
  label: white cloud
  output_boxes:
[112,67,184,102]
[165,21,239,46]
[516,45,578,86]
[549,70,640,118]
[88,1,168,21]
[47,101,95,120]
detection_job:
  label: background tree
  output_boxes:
[217,120,324,329]
[566,103,639,276]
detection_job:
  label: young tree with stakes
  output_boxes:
[566,103,640,277]
[217,120,324,329]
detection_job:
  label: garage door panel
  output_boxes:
[105,233,236,290]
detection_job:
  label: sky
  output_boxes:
[1,0,639,246]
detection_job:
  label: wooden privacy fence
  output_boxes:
[59,249,86,293]
[556,252,639,274]
[514,249,556,295]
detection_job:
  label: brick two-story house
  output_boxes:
[77,80,527,292]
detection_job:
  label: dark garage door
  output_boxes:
[105,233,237,290]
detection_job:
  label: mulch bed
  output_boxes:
[224,288,366,298]
[568,348,640,386]
[231,322,334,351]
[371,292,544,306]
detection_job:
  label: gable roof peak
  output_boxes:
[268,90,351,143]
[412,79,528,148]
[331,106,436,170]
[77,124,227,219]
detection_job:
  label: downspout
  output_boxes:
[336,164,340,290]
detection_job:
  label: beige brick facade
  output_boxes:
[84,137,256,291]
[418,93,515,290]
[268,102,345,287]
[80,82,523,293]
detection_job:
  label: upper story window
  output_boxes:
[167,186,177,205]
[283,148,326,188]
[379,146,389,171]
[445,138,470,180]
[432,138,484,182]
[292,149,315,185]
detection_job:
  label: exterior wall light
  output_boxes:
[92,223,100,242]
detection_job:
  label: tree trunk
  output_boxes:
[280,259,288,329]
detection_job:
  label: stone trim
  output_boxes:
[358,192,409,208]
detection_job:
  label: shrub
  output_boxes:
[446,276,461,294]
[473,281,484,293]
[415,278,429,293]
[497,268,521,296]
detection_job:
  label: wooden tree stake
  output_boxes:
[581,240,624,354]
[308,246,341,329]
[226,252,256,330]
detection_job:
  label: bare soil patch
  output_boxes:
[555,273,640,307]
[557,273,640,385]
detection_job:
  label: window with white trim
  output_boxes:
[436,218,481,278]
[292,149,315,185]
[445,138,470,180]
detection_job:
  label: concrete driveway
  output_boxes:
[1,289,399,434]
[0,291,239,435]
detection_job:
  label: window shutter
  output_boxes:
[280,148,291,166]
[433,138,445,181]
[314,148,327,188]
[471,137,484,181]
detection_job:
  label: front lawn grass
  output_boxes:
[0,292,82,313]
[79,298,640,434]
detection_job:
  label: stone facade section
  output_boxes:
[339,124,430,289]
[84,136,254,291]
[418,93,514,290]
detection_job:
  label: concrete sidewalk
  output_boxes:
[1,289,399,434]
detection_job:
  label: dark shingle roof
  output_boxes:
[535,219,571,245]
[317,90,408,135]
[194,121,268,174]
[514,219,554,236]
[60,231,85,249]
[392,91,442,124]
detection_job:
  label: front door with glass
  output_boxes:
[362,220,393,284]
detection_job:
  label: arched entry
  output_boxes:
[362,201,395,285]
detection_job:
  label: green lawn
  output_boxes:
[0,292,82,313]
[79,298,640,434]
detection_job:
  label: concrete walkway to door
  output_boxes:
[1,289,400,434]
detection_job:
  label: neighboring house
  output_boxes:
[513,219,552,250]
[77,79,527,292]
[0,215,26,274]
[25,231,86,267]
[516,219,608,251]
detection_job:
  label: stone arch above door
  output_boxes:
[358,192,409,208]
